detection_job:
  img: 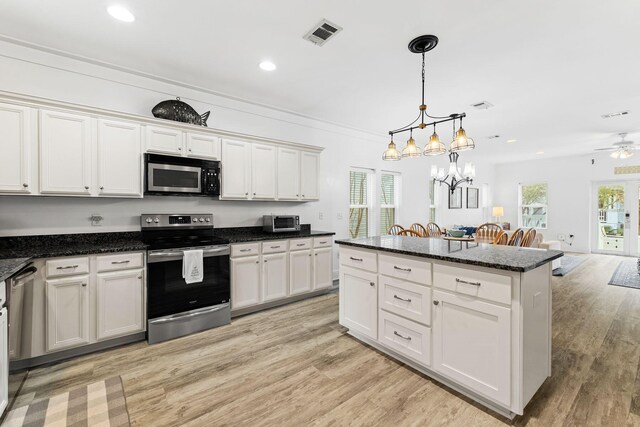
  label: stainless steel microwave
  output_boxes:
[145,154,220,197]
[263,215,300,233]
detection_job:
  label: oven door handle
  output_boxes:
[148,304,229,324]
[149,247,230,259]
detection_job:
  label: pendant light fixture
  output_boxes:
[383,34,477,192]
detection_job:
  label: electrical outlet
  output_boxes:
[337,212,343,220]
[90,214,103,226]
[558,234,566,241]
[319,212,324,220]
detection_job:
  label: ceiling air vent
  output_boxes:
[602,110,630,119]
[303,19,343,46]
[470,101,494,110]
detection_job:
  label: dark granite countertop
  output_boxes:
[215,225,335,243]
[0,257,32,282]
[0,232,147,260]
[335,236,564,272]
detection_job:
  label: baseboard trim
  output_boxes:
[231,286,336,318]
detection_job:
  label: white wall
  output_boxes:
[493,153,640,253]
[0,40,469,239]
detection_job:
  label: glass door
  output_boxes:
[593,181,640,255]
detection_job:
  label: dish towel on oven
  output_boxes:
[182,249,204,284]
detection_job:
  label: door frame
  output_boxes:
[591,180,640,256]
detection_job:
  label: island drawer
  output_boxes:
[46,256,90,278]
[379,275,431,326]
[340,247,377,272]
[231,243,260,257]
[262,241,289,254]
[433,264,512,305]
[290,238,312,251]
[313,237,333,248]
[379,254,431,285]
[378,310,431,367]
[96,252,144,272]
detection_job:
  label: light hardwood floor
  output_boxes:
[7,254,640,426]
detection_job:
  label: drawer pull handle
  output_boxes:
[393,294,412,303]
[319,241,327,244]
[393,266,412,272]
[240,249,252,252]
[350,257,363,262]
[270,246,280,249]
[296,244,305,247]
[456,278,481,287]
[111,260,131,264]
[56,265,79,270]
[393,331,412,341]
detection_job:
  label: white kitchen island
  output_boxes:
[335,236,564,418]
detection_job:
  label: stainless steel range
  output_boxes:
[141,214,230,344]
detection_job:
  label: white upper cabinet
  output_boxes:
[0,103,35,194]
[221,139,251,199]
[276,148,300,200]
[251,143,277,199]
[300,151,319,200]
[39,109,93,195]
[97,119,143,197]
[145,125,184,155]
[186,132,220,159]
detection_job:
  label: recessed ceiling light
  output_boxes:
[107,5,135,22]
[259,61,276,71]
[506,139,517,143]
[536,151,544,155]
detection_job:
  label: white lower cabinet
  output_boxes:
[0,307,8,415]
[339,266,378,340]
[96,269,144,340]
[289,249,312,296]
[313,247,333,290]
[262,252,288,302]
[231,255,261,309]
[379,309,431,366]
[46,275,90,352]
[432,289,511,406]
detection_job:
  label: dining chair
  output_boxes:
[410,223,428,237]
[388,224,405,235]
[398,229,422,237]
[492,231,508,245]
[425,222,442,237]
[475,223,503,240]
[508,228,525,246]
[521,228,537,247]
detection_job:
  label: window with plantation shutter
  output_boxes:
[349,169,372,238]
[380,172,400,234]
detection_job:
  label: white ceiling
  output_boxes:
[0,0,639,162]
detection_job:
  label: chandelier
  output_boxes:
[382,35,476,193]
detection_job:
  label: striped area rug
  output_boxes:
[3,376,130,427]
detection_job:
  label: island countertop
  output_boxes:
[335,235,564,272]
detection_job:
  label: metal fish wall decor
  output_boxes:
[152,97,210,127]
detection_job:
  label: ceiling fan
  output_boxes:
[594,133,637,159]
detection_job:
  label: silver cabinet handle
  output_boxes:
[296,194,299,197]
[22,183,28,188]
[137,276,142,279]
[433,300,440,306]
[319,241,327,244]
[456,278,481,287]
[394,266,412,272]
[296,243,305,247]
[264,259,267,263]
[178,147,182,151]
[393,295,411,302]
[82,283,87,287]
[350,257,363,262]
[302,194,305,197]
[240,249,251,252]
[270,246,280,249]
[111,260,131,264]
[56,265,79,270]
[255,260,259,264]
[369,281,375,287]
[245,192,248,196]
[84,186,89,190]
[189,148,192,152]
[100,186,104,190]
[394,331,411,340]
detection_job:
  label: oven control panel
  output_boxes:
[141,214,214,228]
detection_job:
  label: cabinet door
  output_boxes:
[276,148,300,200]
[432,289,511,406]
[313,247,333,290]
[145,125,184,155]
[300,152,319,200]
[40,110,93,195]
[46,275,90,352]
[221,140,251,199]
[186,132,220,159]
[339,266,377,340]
[96,269,144,340]
[262,252,288,302]
[97,119,142,197]
[0,103,34,193]
[0,308,7,416]
[251,143,276,199]
[231,256,261,309]
[289,249,312,296]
